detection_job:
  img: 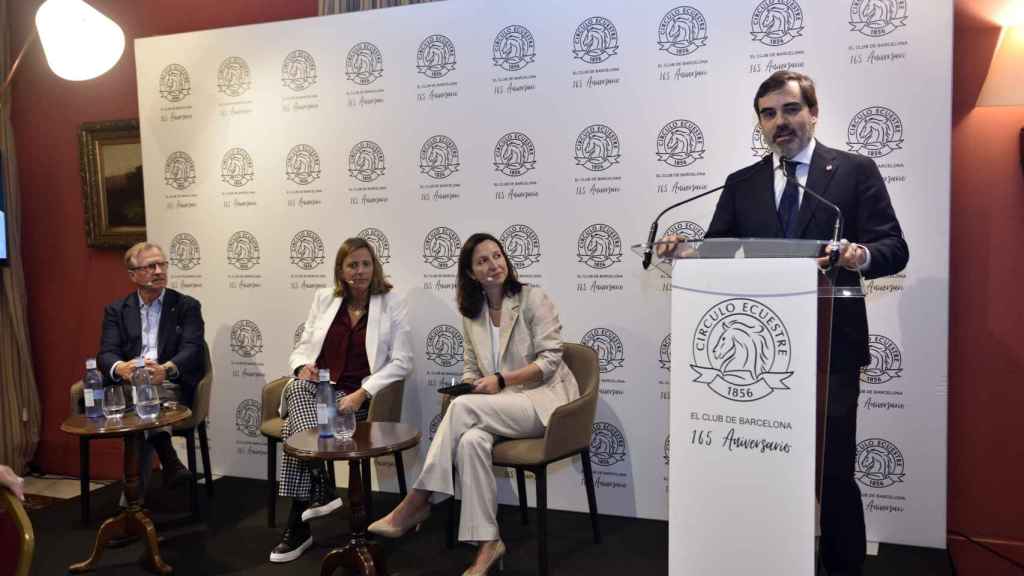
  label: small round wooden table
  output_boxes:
[61,405,191,575]
[284,422,420,576]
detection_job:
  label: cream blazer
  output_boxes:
[289,288,413,398]
[462,285,579,425]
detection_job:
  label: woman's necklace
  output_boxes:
[349,300,368,318]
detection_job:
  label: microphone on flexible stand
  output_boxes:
[641,161,770,269]
[777,162,843,266]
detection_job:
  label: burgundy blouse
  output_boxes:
[315,301,371,395]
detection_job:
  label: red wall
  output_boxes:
[8,0,1024,573]
[8,0,317,479]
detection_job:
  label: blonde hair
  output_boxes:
[333,237,392,298]
[124,242,165,269]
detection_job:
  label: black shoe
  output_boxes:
[161,459,193,489]
[302,463,342,521]
[149,431,193,489]
[269,523,312,563]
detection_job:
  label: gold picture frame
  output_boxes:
[79,119,146,248]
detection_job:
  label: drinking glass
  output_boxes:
[102,384,126,419]
[136,383,161,419]
[333,403,356,439]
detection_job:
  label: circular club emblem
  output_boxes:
[221,147,254,187]
[429,412,444,440]
[581,328,625,373]
[664,435,671,465]
[691,298,794,402]
[850,0,908,37]
[281,49,318,91]
[572,17,619,64]
[164,151,196,190]
[416,34,457,79]
[227,231,260,270]
[159,64,191,102]
[235,398,261,438]
[230,320,263,358]
[217,56,251,97]
[847,106,904,158]
[426,325,464,368]
[493,132,537,178]
[574,124,621,172]
[861,334,903,385]
[423,227,461,269]
[659,333,672,370]
[169,233,201,271]
[289,230,326,271]
[492,25,536,71]
[577,223,623,270]
[419,135,460,179]
[656,119,706,167]
[345,42,384,85]
[660,221,706,278]
[286,144,322,186]
[293,322,305,347]
[657,6,709,56]
[357,227,392,264]
[752,124,771,157]
[590,422,627,466]
[500,224,541,269]
[349,141,386,182]
[750,0,805,47]
[855,438,905,488]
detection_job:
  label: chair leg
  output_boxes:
[267,437,278,528]
[198,421,214,497]
[80,437,90,524]
[516,468,529,525]
[361,459,373,521]
[535,466,548,576]
[394,451,407,497]
[580,449,601,544]
[326,460,337,488]
[185,431,199,520]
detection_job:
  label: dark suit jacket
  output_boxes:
[706,141,909,370]
[98,289,206,407]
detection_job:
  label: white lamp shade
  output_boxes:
[977,25,1024,107]
[35,0,125,81]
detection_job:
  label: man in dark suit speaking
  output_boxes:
[706,71,909,575]
[98,242,206,488]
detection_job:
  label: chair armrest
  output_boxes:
[1,486,34,576]
[69,381,85,417]
[367,379,404,423]
[542,391,598,462]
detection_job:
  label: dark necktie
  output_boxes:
[778,160,800,238]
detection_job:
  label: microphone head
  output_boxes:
[486,276,494,282]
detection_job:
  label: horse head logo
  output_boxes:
[712,317,772,380]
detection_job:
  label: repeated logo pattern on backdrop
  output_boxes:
[136,0,950,548]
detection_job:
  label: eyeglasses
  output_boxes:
[131,261,168,272]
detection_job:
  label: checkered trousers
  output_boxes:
[278,378,369,499]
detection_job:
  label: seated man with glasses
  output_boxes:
[97,242,206,489]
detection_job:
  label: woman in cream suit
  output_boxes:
[369,232,578,575]
[270,237,413,563]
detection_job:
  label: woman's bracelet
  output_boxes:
[494,372,506,390]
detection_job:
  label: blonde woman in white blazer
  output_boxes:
[369,232,578,576]
[270,237,412,564]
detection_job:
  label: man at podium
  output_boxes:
[704,70,909,576]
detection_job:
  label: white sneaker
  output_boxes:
[301,496,343,522]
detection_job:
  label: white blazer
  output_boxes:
[289,288,413,398]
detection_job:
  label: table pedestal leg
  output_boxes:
[69,432,173,575]
[321,458,386,576]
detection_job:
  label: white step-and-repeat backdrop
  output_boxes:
[136,0,950,547]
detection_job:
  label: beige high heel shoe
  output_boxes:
[462,539,506,576]
[366,504,431,538]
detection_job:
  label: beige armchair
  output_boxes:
[260,376,407,527]
[69,342,213,522]
[445,342,601,576]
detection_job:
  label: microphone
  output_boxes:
[776,162,843,266]
[641,160,770,269]
[486,276,494,282]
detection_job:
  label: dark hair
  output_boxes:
[457,233,523,319]
[333,237,392,298]
[753,70,818,114]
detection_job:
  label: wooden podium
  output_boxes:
[637,238,861,576]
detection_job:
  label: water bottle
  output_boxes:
[83,358,105,419]
[316,369,336,438]
[131,358,161,419]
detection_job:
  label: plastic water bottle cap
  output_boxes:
[86,358,97,370]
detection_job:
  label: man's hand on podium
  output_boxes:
[817,239,866,271]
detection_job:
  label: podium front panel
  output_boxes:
[669,258,818,576]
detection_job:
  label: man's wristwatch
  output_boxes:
[163,362,179,381]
